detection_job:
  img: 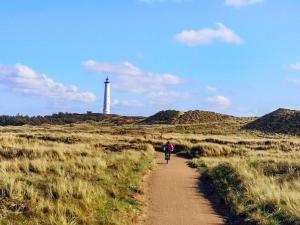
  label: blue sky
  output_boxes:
[1,0,300,116]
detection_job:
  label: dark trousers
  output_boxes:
[165,150,171,159]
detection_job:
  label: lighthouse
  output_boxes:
[103,77,110,114]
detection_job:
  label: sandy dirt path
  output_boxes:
[144,152,225,225]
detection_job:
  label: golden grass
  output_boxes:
[0,125,154,225]
[0,120,299,224]
[189,141,300,224]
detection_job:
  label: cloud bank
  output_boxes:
[112,99,144,107]
[287,78,300,86]
[205,95,231,108]
[82,60,187,106]
[175,23,244,46]
[82,60,182,93]
[288,62,300,71]
[207,85,218,92]
[0,64,97,103]
[225,0,264,7]
[138,0,187,3]
[83,60,233,112]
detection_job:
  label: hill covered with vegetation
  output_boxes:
[142,110,236,124]
[141,110,184,124]
[243,108,300,135]
[0,109,239,126]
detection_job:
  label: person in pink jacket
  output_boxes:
[163,141,174,162]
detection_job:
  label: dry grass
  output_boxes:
[118,121,300,224]
[0,119,299,225]
[0,125,154,225]
[187,132,300,224]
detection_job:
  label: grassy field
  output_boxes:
[184,132,300,224]
[0,123,154,225]
[0,118,299,224]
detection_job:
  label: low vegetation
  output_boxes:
[0,108,299,224]
[188,138,300,224]
[0,124,154,225]
[0,112,143,126]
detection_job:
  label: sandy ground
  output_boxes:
[143,152,225,225]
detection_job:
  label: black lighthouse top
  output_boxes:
[105,77,110,83]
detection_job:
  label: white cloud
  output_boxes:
[205,95,231,108]
[112,99,144,107]
[82,60,187,107]
[148,91,189,105]
[140,0,263,6]
[225,0,264,7]
[0,64,97,103]
[138,0,186,3]
[288,62,300,71]
[207,85,218,92]
[174,23,244,46]
[82,60,182,94]
[287,78,300,85]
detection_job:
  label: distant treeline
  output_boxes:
[0,112,142,126]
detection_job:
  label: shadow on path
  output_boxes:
[146,151,226,225]
[197,172,247,225]
[152,146,247,224]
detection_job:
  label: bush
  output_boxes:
[210,163,300,225]
[190,143,246,157]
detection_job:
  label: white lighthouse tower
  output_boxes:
[103,77,110,114]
